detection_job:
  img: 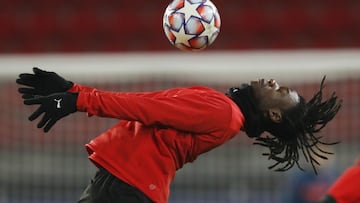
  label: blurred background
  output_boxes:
[0,0,360,203]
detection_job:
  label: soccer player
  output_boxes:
[320,157,360,203]
[17,68,342,203]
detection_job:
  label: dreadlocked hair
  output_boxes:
[254,76,342,174]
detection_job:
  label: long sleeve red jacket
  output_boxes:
[69,84,244,203]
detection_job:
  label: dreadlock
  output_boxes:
[254,76,342,174]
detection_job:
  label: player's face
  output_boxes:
[250,79,300,112]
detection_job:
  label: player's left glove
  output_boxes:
[24,92,78,132]
[16,67,73,99]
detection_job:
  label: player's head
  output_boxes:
[227,76,342,174]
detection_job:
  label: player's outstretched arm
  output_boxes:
[16,67,73,99]
[24,92,78,132]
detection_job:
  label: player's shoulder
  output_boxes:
[165,86,221,96]
[186,86,225,95]
[187,86,216,91]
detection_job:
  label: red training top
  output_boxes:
[327,157,360,203]
[69,84,244,203]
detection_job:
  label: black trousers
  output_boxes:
[77,167,154,203]
[320,195,337,203]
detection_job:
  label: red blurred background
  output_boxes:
[1,0,360,53]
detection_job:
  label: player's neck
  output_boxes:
[227,85,265,138]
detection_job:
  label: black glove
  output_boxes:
[24,92,78,132]
[17,67,73,99]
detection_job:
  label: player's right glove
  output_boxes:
[24,92,78,132]
[16,67,73,99]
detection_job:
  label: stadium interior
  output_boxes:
[0,0,359,203]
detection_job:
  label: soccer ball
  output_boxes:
[163,0,221,51]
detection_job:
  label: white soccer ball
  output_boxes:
[163,0,221,51]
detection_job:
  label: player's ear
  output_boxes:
[267,108,282,123]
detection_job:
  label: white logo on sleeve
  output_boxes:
[149,184,157,190]
[54,98,62,109]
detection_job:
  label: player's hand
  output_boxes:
[16,67,73,99]
[24,92,78,132]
